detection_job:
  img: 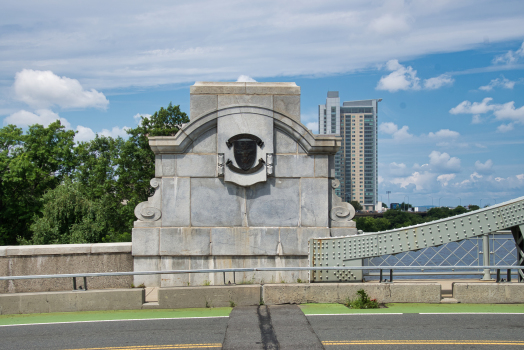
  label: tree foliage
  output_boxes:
[350,201,363,211]
[0,122,76,245]
[355,205,482,233]
[0,102,188,245]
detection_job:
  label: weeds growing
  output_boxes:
[344,289,379,309]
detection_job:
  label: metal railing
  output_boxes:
[1,265,522,291]
[363,233,517,280]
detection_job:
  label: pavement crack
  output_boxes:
[258,305,279,350]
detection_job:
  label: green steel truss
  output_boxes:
[309,196,524,282]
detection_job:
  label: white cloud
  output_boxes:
[0,2,523,92]
[429,151,461,172]
[428,129,459,138]
[74,125,129,142]
[492,41,524,65]
[236,75,257,82]
[306,121,318,133]
[423,74,454,90]
[388,162,409,176]
[3,109,70,128]
[437,173,456,186]
[471,114,482,124]
[368,14,410,35]
[450,98,524,129]
[479,76,516,91]
[75,125,96,142]
[13,69,109,109]
[497,123,514,132]
[470,172,483,181]
[100,126,129,138]
[133,113,152,123]
[449,97,495,115]
[376,60,454,92]
[379,122,413,139]
[493,101,524,123]
[391,171,437,191]
[376,60,420,92]
[475,159,493,174]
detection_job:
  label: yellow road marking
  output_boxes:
[70,344,222,350]
[323,340,524,346]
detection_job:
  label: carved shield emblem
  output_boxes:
[233,140,257,171]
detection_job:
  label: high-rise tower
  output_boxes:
[319,92,380,211]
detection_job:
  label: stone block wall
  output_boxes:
[0,243,133,293]
[133,82,352,287]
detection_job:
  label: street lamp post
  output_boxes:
[429,196,433,207]
[386,191,391,207]
[439,197,443,207]
[458,197,461,206]
[480,199,483,207]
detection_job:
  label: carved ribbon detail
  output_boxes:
[226,133,264,148]
[226,158,265,174]
[217,153,225,176]
[266,153,273,176]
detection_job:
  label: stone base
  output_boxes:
[330,226,358,237]
[263,283,442,305]
[453,283,524,303]
[159,285,260,308]
[0,289,144,315]
[133,255,311,288]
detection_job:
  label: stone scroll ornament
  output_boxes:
[225,134,265,174]
[134,178,162,221]
[330,179,355,224]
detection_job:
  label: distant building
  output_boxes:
[318,92,381,211]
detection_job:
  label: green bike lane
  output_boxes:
[2,303,524,326]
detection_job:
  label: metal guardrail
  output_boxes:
[1,266,522,290]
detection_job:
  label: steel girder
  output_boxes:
[309,196,524,282]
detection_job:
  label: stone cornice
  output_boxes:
[149,106,341,155]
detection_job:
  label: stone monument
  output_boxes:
[132,82,356,287]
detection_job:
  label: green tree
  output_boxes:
[115,103,189,232]
[0,121,76,245]
[451,205,468,216]
[26,178,113,244]
[350,201,363,211]
[399,202,412,211]
[355,216,391,232]
[383,209,425,229]
[72,135,131,242]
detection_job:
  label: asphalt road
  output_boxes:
[1,310,524,349]
[308,313,524,349]
[0,317,229,350]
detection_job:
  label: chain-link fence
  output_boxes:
[363,232,517,280]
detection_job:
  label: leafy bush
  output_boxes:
[344,289,379,309]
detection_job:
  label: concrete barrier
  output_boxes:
[453,283,524,303]
[263,283,442,304]
[158,285,261,309]
[0,288,144,315]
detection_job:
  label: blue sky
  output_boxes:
[1,0,524,207]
